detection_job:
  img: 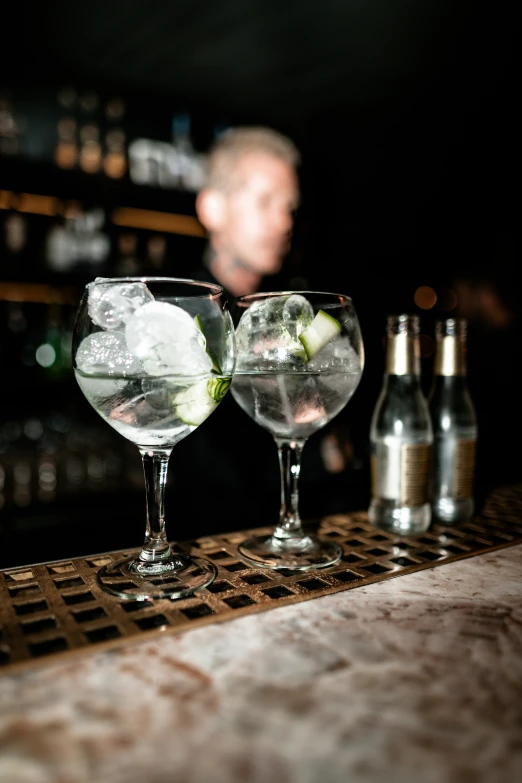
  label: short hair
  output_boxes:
[203,126,300,191]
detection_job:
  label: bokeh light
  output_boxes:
[35,343,56,368]
[414,286,437,310]
[105,98,126,120]
[57,87,76,109]
[55,142,77,169]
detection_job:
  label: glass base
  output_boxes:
[96,554,217,601]
[368,498,431,535]
[432,496,474,525]
[238,534,342,571]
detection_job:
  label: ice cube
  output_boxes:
[76,373,129,401]
[76,331,142,375]
[88,281,154,330]
[282,294,314,340]
[235,296,308,371]
[141,334,212,376]
[141,378,172,410]
[306,334,362,373]
[126,301,212,377]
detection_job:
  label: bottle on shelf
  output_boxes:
[428,318,477,524]
[368,314,433,534]
[54,115,78,170]
[103,128,127,179]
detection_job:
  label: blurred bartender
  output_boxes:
[173,128,319,535]
[172,127,360,536]
[193,126,300,296]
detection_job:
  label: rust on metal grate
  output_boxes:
[1,484,522,676]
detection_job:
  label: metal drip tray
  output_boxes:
[1,484,521,676]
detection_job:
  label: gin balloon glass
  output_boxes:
[73,277,235,600]
[231,291,364,570]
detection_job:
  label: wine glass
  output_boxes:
[231,291,364,570]
[72,277,235,600]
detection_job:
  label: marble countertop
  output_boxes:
[1,544,522,783]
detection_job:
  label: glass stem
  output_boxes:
[138,448,173,562]
[273,438,306,540]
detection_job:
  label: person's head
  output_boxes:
[196,126,300,277]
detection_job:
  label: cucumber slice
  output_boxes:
[175,377,231,426]
[194,314,222,374]
[298,310,342,360]
[207,377,231,403]
[288,339,308,362]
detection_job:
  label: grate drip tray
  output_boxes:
[1,484,521,676]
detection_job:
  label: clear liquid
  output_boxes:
[75,370,230,448]
[429,377,477,524]
[231,371,362,439]
[369,375,433,534]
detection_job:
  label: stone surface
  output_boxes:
[1,545,522,783]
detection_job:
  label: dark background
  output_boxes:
[1,0,520,567]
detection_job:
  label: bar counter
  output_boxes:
[1,539,521,782]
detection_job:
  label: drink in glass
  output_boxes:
[231,292,364,569]
[73,277,235,600]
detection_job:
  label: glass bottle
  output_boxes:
[369,314,432,533]
[428,318,477,523]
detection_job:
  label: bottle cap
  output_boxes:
[385,314,420,375]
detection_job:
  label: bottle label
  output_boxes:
[453,439,476,498]
[371,442,431,506]
[400,443,431,505]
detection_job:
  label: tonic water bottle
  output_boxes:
[428,318,477,524]
[369,314,432,534]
